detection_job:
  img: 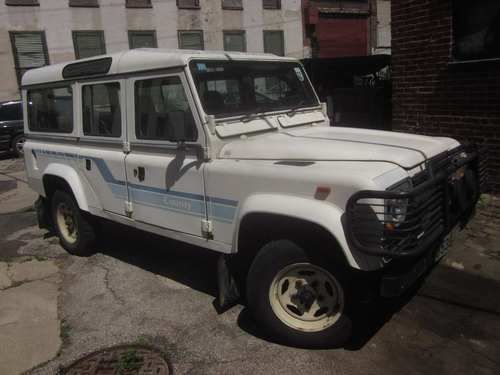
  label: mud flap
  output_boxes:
[215,254,240,313]
[35,196,52,231]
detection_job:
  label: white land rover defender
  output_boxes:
[22,49,484,348]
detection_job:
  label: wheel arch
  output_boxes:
[232,194,362,273]
[42,164,90,212]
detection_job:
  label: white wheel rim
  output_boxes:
[56,202,78,244]
[269,263,344,332]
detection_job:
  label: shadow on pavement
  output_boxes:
[96,220,219,298]
[91,218,500,351]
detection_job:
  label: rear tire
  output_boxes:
[246,240,352,348]
[51,190,96,256]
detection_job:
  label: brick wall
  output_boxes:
[392,0,500,192]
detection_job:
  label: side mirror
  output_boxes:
[167,110,187,143]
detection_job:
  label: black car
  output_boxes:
[0,100,25,157]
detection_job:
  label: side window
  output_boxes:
[82,82,121,137]
[135,76,197,141]
[27,86,73,133]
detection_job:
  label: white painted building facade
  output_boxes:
[373,0,391,55]
[0,0,305,101]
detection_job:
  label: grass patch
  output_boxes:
[60,319,72,345]
[117,349,143,374]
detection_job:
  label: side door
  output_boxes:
[125,71,207,236]
[77,79,129,215]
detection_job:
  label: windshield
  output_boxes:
[189,60,319,118]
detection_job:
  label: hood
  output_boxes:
[219,126,460,169]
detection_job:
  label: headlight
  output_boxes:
[385,179,412,226]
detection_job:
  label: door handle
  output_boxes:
[134,166,145,182]
[85,159,91,171]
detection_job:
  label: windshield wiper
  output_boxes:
[241,106,267,122]
[285,100,307,117]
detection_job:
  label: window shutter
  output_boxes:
[179,31,204,50]
[223,32,246,52]
[11,32,48,69]
[129,31,157,49]
[222,0,242,9]
[177,0,199,8]
[5,0,39,5]
[69,0,99,7]
[73,31,106,59]
[126,0,152,8]
[264,30,285,56]
[263,0,280,9]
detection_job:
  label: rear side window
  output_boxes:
[27,86,73,133]
[82,82,121,137]
[0,102,22,121]
[134,76,197,141]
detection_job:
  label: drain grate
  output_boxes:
[61,344,171,375]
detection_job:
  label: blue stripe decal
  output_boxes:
[33,149,238,223]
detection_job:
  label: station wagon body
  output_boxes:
[22,49,484,347]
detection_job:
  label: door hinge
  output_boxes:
[124,201,133,217]
[201,219,213,239]
[123,141,130,154]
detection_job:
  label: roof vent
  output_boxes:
[62,57,112,79]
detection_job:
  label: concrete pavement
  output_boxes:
[0,260,61,375]
[0,155,37,214]
[0,154,499,374]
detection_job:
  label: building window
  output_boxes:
[263,0,280,10]
[263,30,285,56]
[73,31,106,59]
[453,0,500,61]
[129,30,157,49]
[82,82,122,137]
[9,31,49,86]
[69,0,99,7]
[5,0,39,6]
[177,0,199,9]
[126,0,152,8]
[135,76,197,141]
[178,30,204,50]
[27,86,73,133]
[223,31,246,52]
[222,0,242,10]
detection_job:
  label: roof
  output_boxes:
[22,48,297,87]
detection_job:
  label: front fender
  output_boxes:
[43,163,91,212]
[235,194,383,271]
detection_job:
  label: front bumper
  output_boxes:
[379,242,444,297]
[344,144,486,259]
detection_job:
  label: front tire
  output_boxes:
[51,190,96,256]
[246,240,352,348]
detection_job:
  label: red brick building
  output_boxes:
[392,0,500,192]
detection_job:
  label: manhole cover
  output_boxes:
[61,344,171,375]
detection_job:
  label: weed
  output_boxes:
[117,349,143,374]
[60,320,72,345]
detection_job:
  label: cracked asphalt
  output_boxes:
[1,156,500,374]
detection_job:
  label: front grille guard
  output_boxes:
[345,145,483,258]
